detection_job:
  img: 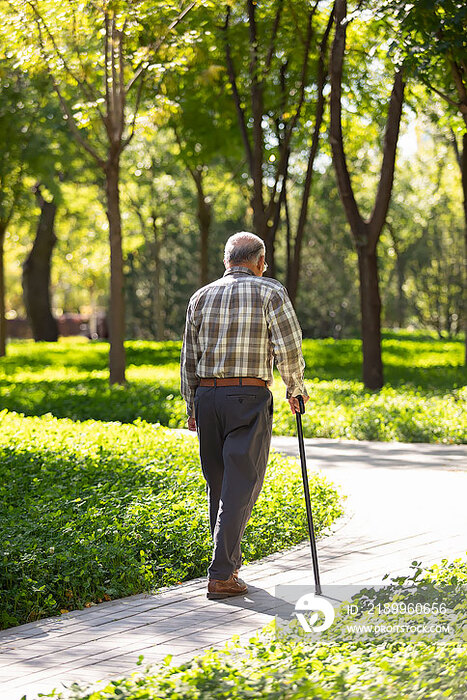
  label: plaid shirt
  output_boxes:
[180,266,308,416]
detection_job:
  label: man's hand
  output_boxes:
[288,395,309,415]
[187,416,197,431]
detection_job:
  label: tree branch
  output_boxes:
[104,11,110,121]
[423,76,464,111]
[287,1,307,45]
[451,59,467,102]
[450,58,467,125]
[222,5,253,173]
[125,1,196,94]
[450,127,461,168]
[111,16,118,131]
[172,125,197,181]
[32,11,106,168]
[329,0,364,241]
[248,0,265,205]
[66,0,106,124]
[264,0,284,72]
[122,70,145,148]
[284,4,315,141]
[289,5,334,299]
[118,20,126,141]
[265,4,316,222]
[27,0,106,125]
[368,67,405,249]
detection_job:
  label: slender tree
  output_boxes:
[222,0,334,281]
[329,0,405,389]
[22,184,58,341]
[173,130,213,288]
[0,63,37,355]
[162,24,245,288]
[9,0,195,382]
[125,154,167,340]
[287,7,334,303]
[387,0,467,363]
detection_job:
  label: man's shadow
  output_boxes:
[219,583,296,621]
[215,582,350,621]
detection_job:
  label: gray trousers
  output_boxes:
[194,385,273,580]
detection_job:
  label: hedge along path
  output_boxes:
[0,410,343,630]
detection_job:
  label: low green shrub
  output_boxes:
[41,557,467,700]
[272,381,467,443]
[0,410,342,629]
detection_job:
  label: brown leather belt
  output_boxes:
[199,377,268,387]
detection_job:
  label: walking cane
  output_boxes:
[296,395,322,596]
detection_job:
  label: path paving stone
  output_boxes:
[1,437,465,700]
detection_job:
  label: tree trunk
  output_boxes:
[125,252,139,339]
[462,134,467,365]
[287,146,315,304]
[223,1,290,276]
[396,256,406,329]
[357,246,384,389]
[0,223,6,356]
[287,8,333,303]
[287,119,320,301]
[199,200,211,288]
[284,183,292,283]
[22,193,58,342]
[247,0,268,258]
[192,169,212,287]
[330,0,404,390]
[105,154,126,384]
[152,216,165,341]
[386,223,406,328]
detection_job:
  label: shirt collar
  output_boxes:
[223,265,256,277]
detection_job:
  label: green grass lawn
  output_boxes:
[0,410,342,629]
[1,331,465,442]
[0,332,464,624]
[1,336,464,692]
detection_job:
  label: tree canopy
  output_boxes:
[0,0,466,383]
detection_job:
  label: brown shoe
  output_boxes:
[207,573,248,600]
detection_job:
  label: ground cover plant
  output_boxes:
[42,556,467,699]
[0,331,465,442]
[0,411,342,629]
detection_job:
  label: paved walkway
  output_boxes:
[0,437,466,700]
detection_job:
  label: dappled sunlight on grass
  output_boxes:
[1,332,465,442]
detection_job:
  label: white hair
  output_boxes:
[224,231,265,266]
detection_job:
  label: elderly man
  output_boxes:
[180,231,309,599]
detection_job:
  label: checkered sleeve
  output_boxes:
[266,287,309,400]
[180,300,199,417]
